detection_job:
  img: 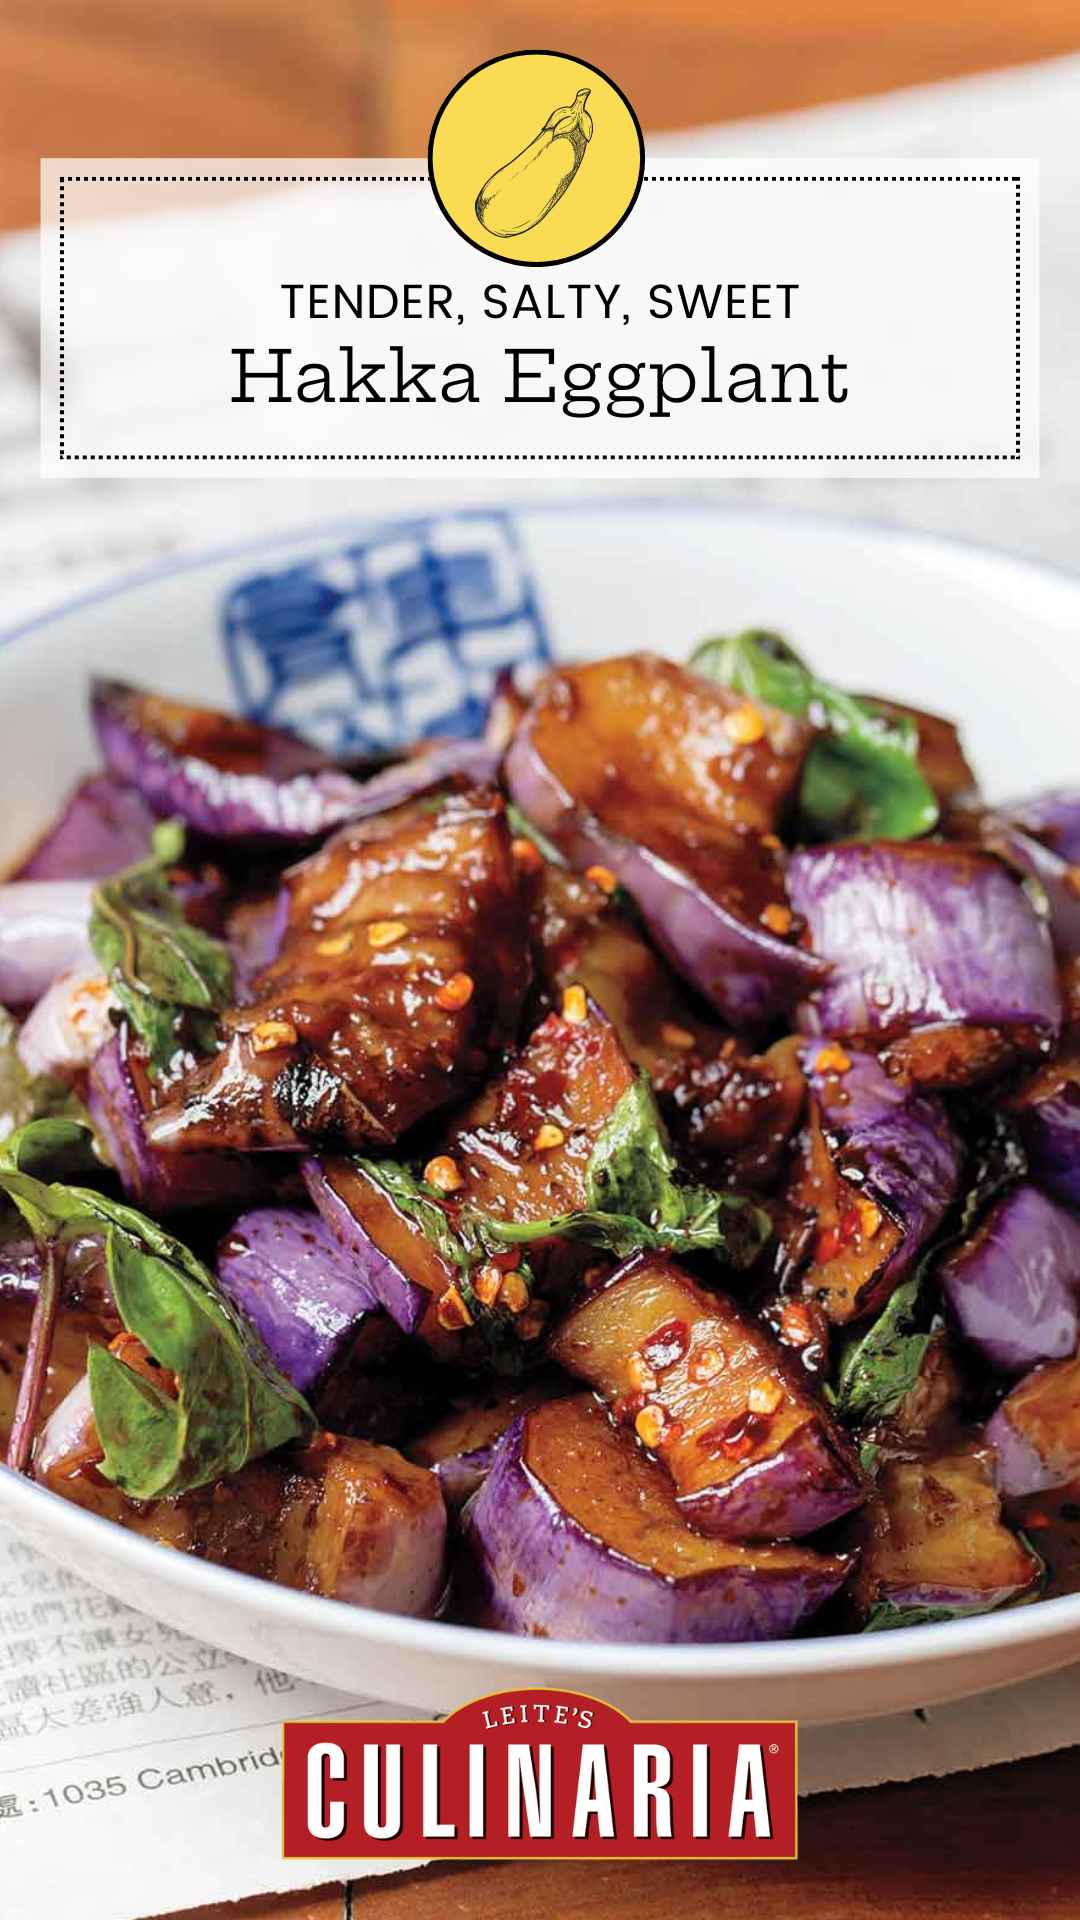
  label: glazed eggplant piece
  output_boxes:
[1008,1045,1080,1210]
[408,1373,568,1507]
[940,1183,1080,1375]
[986,1352,1080,1496]
[87,1032,270,1215]
[91,678,368,845]
[550,1255,866,1539]
[215,1207,383,1394]
[92,676,501,848]
[852,1451,1042,1626]
[14,774,155,881]
[458,1394,854,1642]
[789,841,1061,1086]
[506,655,827,1027]
[303,999,643,1344]
[42,1430,447,1616]
[783,1042,961,1325]
[302,1156,447,1337]
[146,788,529,1153]
[530,865,805,1183]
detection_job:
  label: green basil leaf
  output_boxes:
[862,1600,977,1633]
[89,822,233,1076]
[836,1112,1029,1431]
[353,1156,472,1272]
[473,1076,769,1266]
[691,630,939,842]
[504,803,567,869]
[0,1008,87,1150]
[835,1269,934,1427]
[0,1119,314,1496]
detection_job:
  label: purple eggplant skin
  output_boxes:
[970,817,1080,961]
[1,1234,115,1319]
[675,1422,866,1543]
[14,775,155,881]
[301,1158,429,1336]
[986,1351,1080,1496]
[505,726,826,1029]
[1007,789,1080,866]
[1010,1055,1080,1211]
[92,677,499,847]
[91,677,367,845]
[216,1207,379,1394]
[803,1039,961,1293]
[457,1401,853,1644]
[788,842,1062,1043]
[87,1033,269,1215]
[940,1183,1080,1375]
[0,881,95,1007]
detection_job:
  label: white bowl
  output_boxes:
[2,497,1078,1725]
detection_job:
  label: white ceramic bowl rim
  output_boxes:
[3,495,1079,1688]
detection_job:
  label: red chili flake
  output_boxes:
[641,1318,690,1373]
[839,1206,861,1245]
[815,1225,842,1265]
[700,1409,771,1460]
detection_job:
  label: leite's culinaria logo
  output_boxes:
[283,1690,798,1861]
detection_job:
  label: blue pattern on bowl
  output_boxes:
[221,509,550,752]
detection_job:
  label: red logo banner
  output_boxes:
[283,1689,797,1861]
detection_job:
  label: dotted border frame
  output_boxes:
[56,172,1025,464]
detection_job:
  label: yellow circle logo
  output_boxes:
[429,50,644,267]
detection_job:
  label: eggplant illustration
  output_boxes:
[475,88,594,239]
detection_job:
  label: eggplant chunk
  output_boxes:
[443,999,636,1222]
[531,866,804,1182]
[506,655,826,1027]
[88,1033,270,1214]
[15,773,155,881]
[789,841,1061,1082]
[986,1352,1080,1496]
[304,1000,640,1346]
[550,1255,866,1539]
[408,1372,568,1507]
[940,1183,1080,1375]
[852,1451,1041,1623]
[458,1394,853,1642]
[42,1431,447,1616]
[90,677,367,845]
[1008,1045,1080,1211]
[147,788,529,1153]
[216,1207,382,1394]
[783,1042,961,1325]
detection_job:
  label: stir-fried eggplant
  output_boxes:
[851,1451,1042,1626]
[551,1255,866,1539]
[506,654,826,1026]
[782,1042,961,1325]
[1,632,1074,1647]
[789,841,1061,1086]
[458,1394,853,1641]
[146,788,530,1153]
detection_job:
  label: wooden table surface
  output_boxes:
[7,3,1080,1915]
